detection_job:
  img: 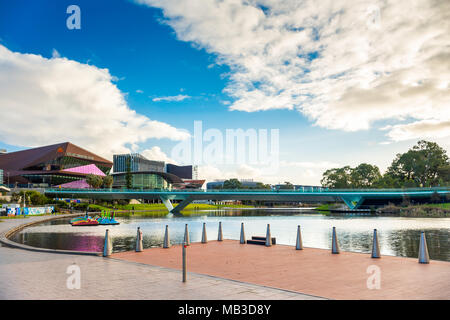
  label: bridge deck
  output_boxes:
[112,240,450,300]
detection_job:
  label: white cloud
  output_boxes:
[141,146,178,164]
[152,94,191,102]
[137,0,450,141]
[383,120,450,142]
[0,45,189,159]
[136,89,144,93]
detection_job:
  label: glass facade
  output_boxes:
[24,156,111,174]
[113,173,170,189]
[113,154,164,173]
[22,174,82,186]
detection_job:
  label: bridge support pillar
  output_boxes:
[340,196,365,210]
[160,196,174,212]
[166,197,192,214]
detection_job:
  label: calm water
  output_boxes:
[10,209,450,261]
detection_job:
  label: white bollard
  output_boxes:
[418,232,430,264]
[163,225,171,248]
[240,222,246,244]
[331,227,340,254]
[371,229,380,258]
[265,224,272,247]
[136,227,143,252]
[103,229,112,257]
[184,224,190,246]
[201,223,208,243]
[218,222,223,241]
[296,225,303,250]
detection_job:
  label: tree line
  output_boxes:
[321,140,450,189]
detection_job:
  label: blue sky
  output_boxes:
[0,0,448,184]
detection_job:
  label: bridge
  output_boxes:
[44,187,450,214]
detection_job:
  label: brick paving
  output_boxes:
[0,217,322,300]
[113,240,450,300]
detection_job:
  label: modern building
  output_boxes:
[0,142,112,187]
[166,164,198,179]
[0,169,3,185]
[177,179,206,189]
[112,171,184,190]
[113,153,164,173]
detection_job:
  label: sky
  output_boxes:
[0,0,449,185]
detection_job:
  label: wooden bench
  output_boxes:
[246,236,276,245]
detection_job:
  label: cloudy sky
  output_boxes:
[0,0,449,185]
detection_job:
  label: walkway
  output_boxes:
[113,240,450,300]
[0,216,321,300]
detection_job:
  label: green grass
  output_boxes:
[314,204,330,211]
[422,203,450,209]
[84,202,255,216]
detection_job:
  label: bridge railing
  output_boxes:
[44,186,450,194]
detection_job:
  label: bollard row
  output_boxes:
[103,224,431,264]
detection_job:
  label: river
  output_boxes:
[10,208,450,261]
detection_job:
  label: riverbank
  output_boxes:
[0,212,70,221]
[87,202,256,213]
[315,203,450,217]
[378,203,450,217]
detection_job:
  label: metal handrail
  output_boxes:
[44,186,450,194]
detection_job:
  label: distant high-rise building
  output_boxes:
[113,153,164,173]
[166,164,196,179]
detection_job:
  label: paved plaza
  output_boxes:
[114,240,450,300]
[0,216,321,300]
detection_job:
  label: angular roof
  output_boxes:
[56,179,91,189]
[62,164,106,176]
[0,142,112,172]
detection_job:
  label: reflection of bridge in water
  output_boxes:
[44,187,450,214]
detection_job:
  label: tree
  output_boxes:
[437,164,450,186]
[103,175,113,189]
[386,140,449,187]
[223,179,242,189]
[255,182,271,189]
[125,157,132,189]
[372,174,402,188]
[321,166,353,188]
[279,181,294,189]
[28,191,50,205]
[86,174,103,189]
[350,163,382,188]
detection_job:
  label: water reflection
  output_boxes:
[9,209,450,261]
